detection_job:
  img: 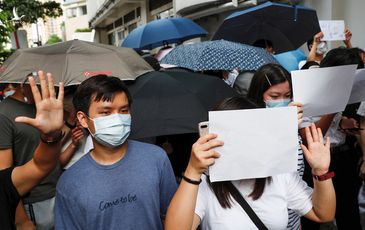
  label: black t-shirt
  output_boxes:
[0,167,20,230]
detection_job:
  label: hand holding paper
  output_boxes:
[185,134,223,180]
[319,20,345,41]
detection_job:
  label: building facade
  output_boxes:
[86,0,365,50]
[87,0,173,46]
[63,0,89,41]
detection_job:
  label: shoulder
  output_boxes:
[57,155,90,189]
[0,113,13,124]
[128,140,168,160]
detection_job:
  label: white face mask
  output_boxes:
[3,90,15,98]
[316,41,328,55]
[89,113,131,148]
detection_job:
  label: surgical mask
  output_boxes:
[3,90,15,98]
[265,99,291,108]
[88,113,131,148]
[316,41,328,55]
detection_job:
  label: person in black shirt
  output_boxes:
[0,71,64,229]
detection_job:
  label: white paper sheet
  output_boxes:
[208,107,298,182]
[348,69,365,104]
[292,65,357,117]
[319,20,345,41]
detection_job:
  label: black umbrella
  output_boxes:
[127,71,238,139]
[212,1,321,54]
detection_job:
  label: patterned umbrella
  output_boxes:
[160,40,278,71]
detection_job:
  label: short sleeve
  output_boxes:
[299,116,321,129]
[0,114,14,149]
[159,156,178,219]
[195,175,209,221]
[285,172,313,216]
[357,101,365,117]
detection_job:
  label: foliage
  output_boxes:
[0,0,63,63]
[0,49,15,64]
[75,28,92,33]
[1,0,63,28]
[46,34,62,45]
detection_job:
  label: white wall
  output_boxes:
[303,0,365,49]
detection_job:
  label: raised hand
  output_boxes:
[301,124,331,176]
[314,32,324,44]
[185,134,223,180]
[15,71,64,135]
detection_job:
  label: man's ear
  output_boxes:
[77,111,89,129]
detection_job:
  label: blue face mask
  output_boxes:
[3,90,15,98]
[265,99,291,108]
[89,113,131,148]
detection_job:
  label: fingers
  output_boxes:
[39,71,50,99]
[28,76,42,103]
[58,82,64,102]
[317,127,324,143]
[196,133,218,144]
[14,116,36,127]
[305,126,313,144]
[47,73,56,99]
[310,124,319,142]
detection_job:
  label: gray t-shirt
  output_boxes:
[0,97,61,203]
[55,140,177,230]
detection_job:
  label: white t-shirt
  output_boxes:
[195,173,313,230]
[63,135,93,169]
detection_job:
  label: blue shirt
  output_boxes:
[55,140,177,230]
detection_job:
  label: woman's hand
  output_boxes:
[301,124,331,176]
[289,101,303,125]
[184,133,223,180]
[71,126,85,148]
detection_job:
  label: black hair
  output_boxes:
[247,63,292,107]
[207,96,271,209]
[252,39,273,49]
[350,47,365,61]
[320,47,364,69]
[72,75,132,115]
[143,55,161,71]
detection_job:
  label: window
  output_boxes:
[67,8,77,18]
[108,33,115,46]
[81,5,87,15]
[128,23,137,33]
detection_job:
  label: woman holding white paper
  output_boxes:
[247,63,304,229]
[164,96,335,230]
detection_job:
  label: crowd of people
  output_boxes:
[0,26,365,230]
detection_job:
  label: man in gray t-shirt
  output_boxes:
[55,75,177,229]
[0,81,61,229]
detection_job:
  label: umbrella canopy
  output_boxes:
[128,71,238,139]
[160,40,278,71]
[274,49,307,71]
[212,1,321,54]
[0,40,153,86]
[121,18,208,50]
